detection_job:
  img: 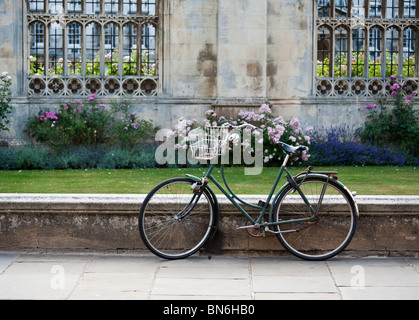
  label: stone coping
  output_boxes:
[0,193,418,211]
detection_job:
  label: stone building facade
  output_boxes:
[0,0,418,144]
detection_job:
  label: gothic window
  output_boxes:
[315,0,418,97]
[404,27,416,77]
[335,27,349,77]
[27,0,159,97]
[369,27,382,77]
[123,23,138,76]
[352,28,365,77]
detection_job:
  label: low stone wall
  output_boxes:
[0,194,418,257]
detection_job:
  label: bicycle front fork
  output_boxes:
[176,178,208,221]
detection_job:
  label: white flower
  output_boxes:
[1,72,8,76]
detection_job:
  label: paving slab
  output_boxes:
[86,255,160,274]
[69,273,155,300]
[250,257,331,276]
[0,274,81,300]
[0,253,91,300]
[252,274,339,294]
[0,253,18,273]
[0,252,418,300]
[327,258,419,287]
[339,287,419,300]
[254,292,341,300]
[151,277,252,298]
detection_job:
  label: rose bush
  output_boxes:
[25,96,157,152]
[169,104,313,167]
[356,75,419,156]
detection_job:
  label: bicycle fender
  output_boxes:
[269,174,359,221]
[300,174,359,217]
[185,174,220,218]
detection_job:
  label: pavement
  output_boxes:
[0,251,418,300]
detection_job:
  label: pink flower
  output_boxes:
[259,104,272,114]
[289,117,300,130]
[392,83,401,90]
[88,94,96,101]
[305,126,314,133]
[205,109,217,117]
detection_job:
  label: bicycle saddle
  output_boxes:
[278,142,307,154]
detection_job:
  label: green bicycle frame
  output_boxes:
[189,153,317,229]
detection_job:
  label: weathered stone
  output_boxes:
[0,194,417,256]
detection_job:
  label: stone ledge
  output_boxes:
[0,194,418,256]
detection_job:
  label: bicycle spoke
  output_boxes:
[139,178,215,259]
[274,177,357,260]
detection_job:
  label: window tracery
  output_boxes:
[27,0,158,97]
[315,0,418,97]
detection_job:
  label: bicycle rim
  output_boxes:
[139,178,215,260]
[273,177,357,260]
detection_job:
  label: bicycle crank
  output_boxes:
[237,216,274,238]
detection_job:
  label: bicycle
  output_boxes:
[138,123,359,261]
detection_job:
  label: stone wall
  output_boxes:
[0,194,418,256]
[0,0,417,144]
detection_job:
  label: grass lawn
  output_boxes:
[0,166,418,195]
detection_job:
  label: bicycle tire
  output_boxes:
[139,178,216,260]
[273,176,357,261]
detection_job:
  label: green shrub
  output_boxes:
[356,76,419,156]
[56,146,105,169]
[109,103,156,148]
[25,96,158,152]
[0,144,158,170]
[12,146,52,170]
[99,149,135,169]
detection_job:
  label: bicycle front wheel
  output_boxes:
[273,176,357,260]
[139,178,216,260]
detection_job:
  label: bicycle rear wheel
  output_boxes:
[273,176,357,260]
[139,178,216,260]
